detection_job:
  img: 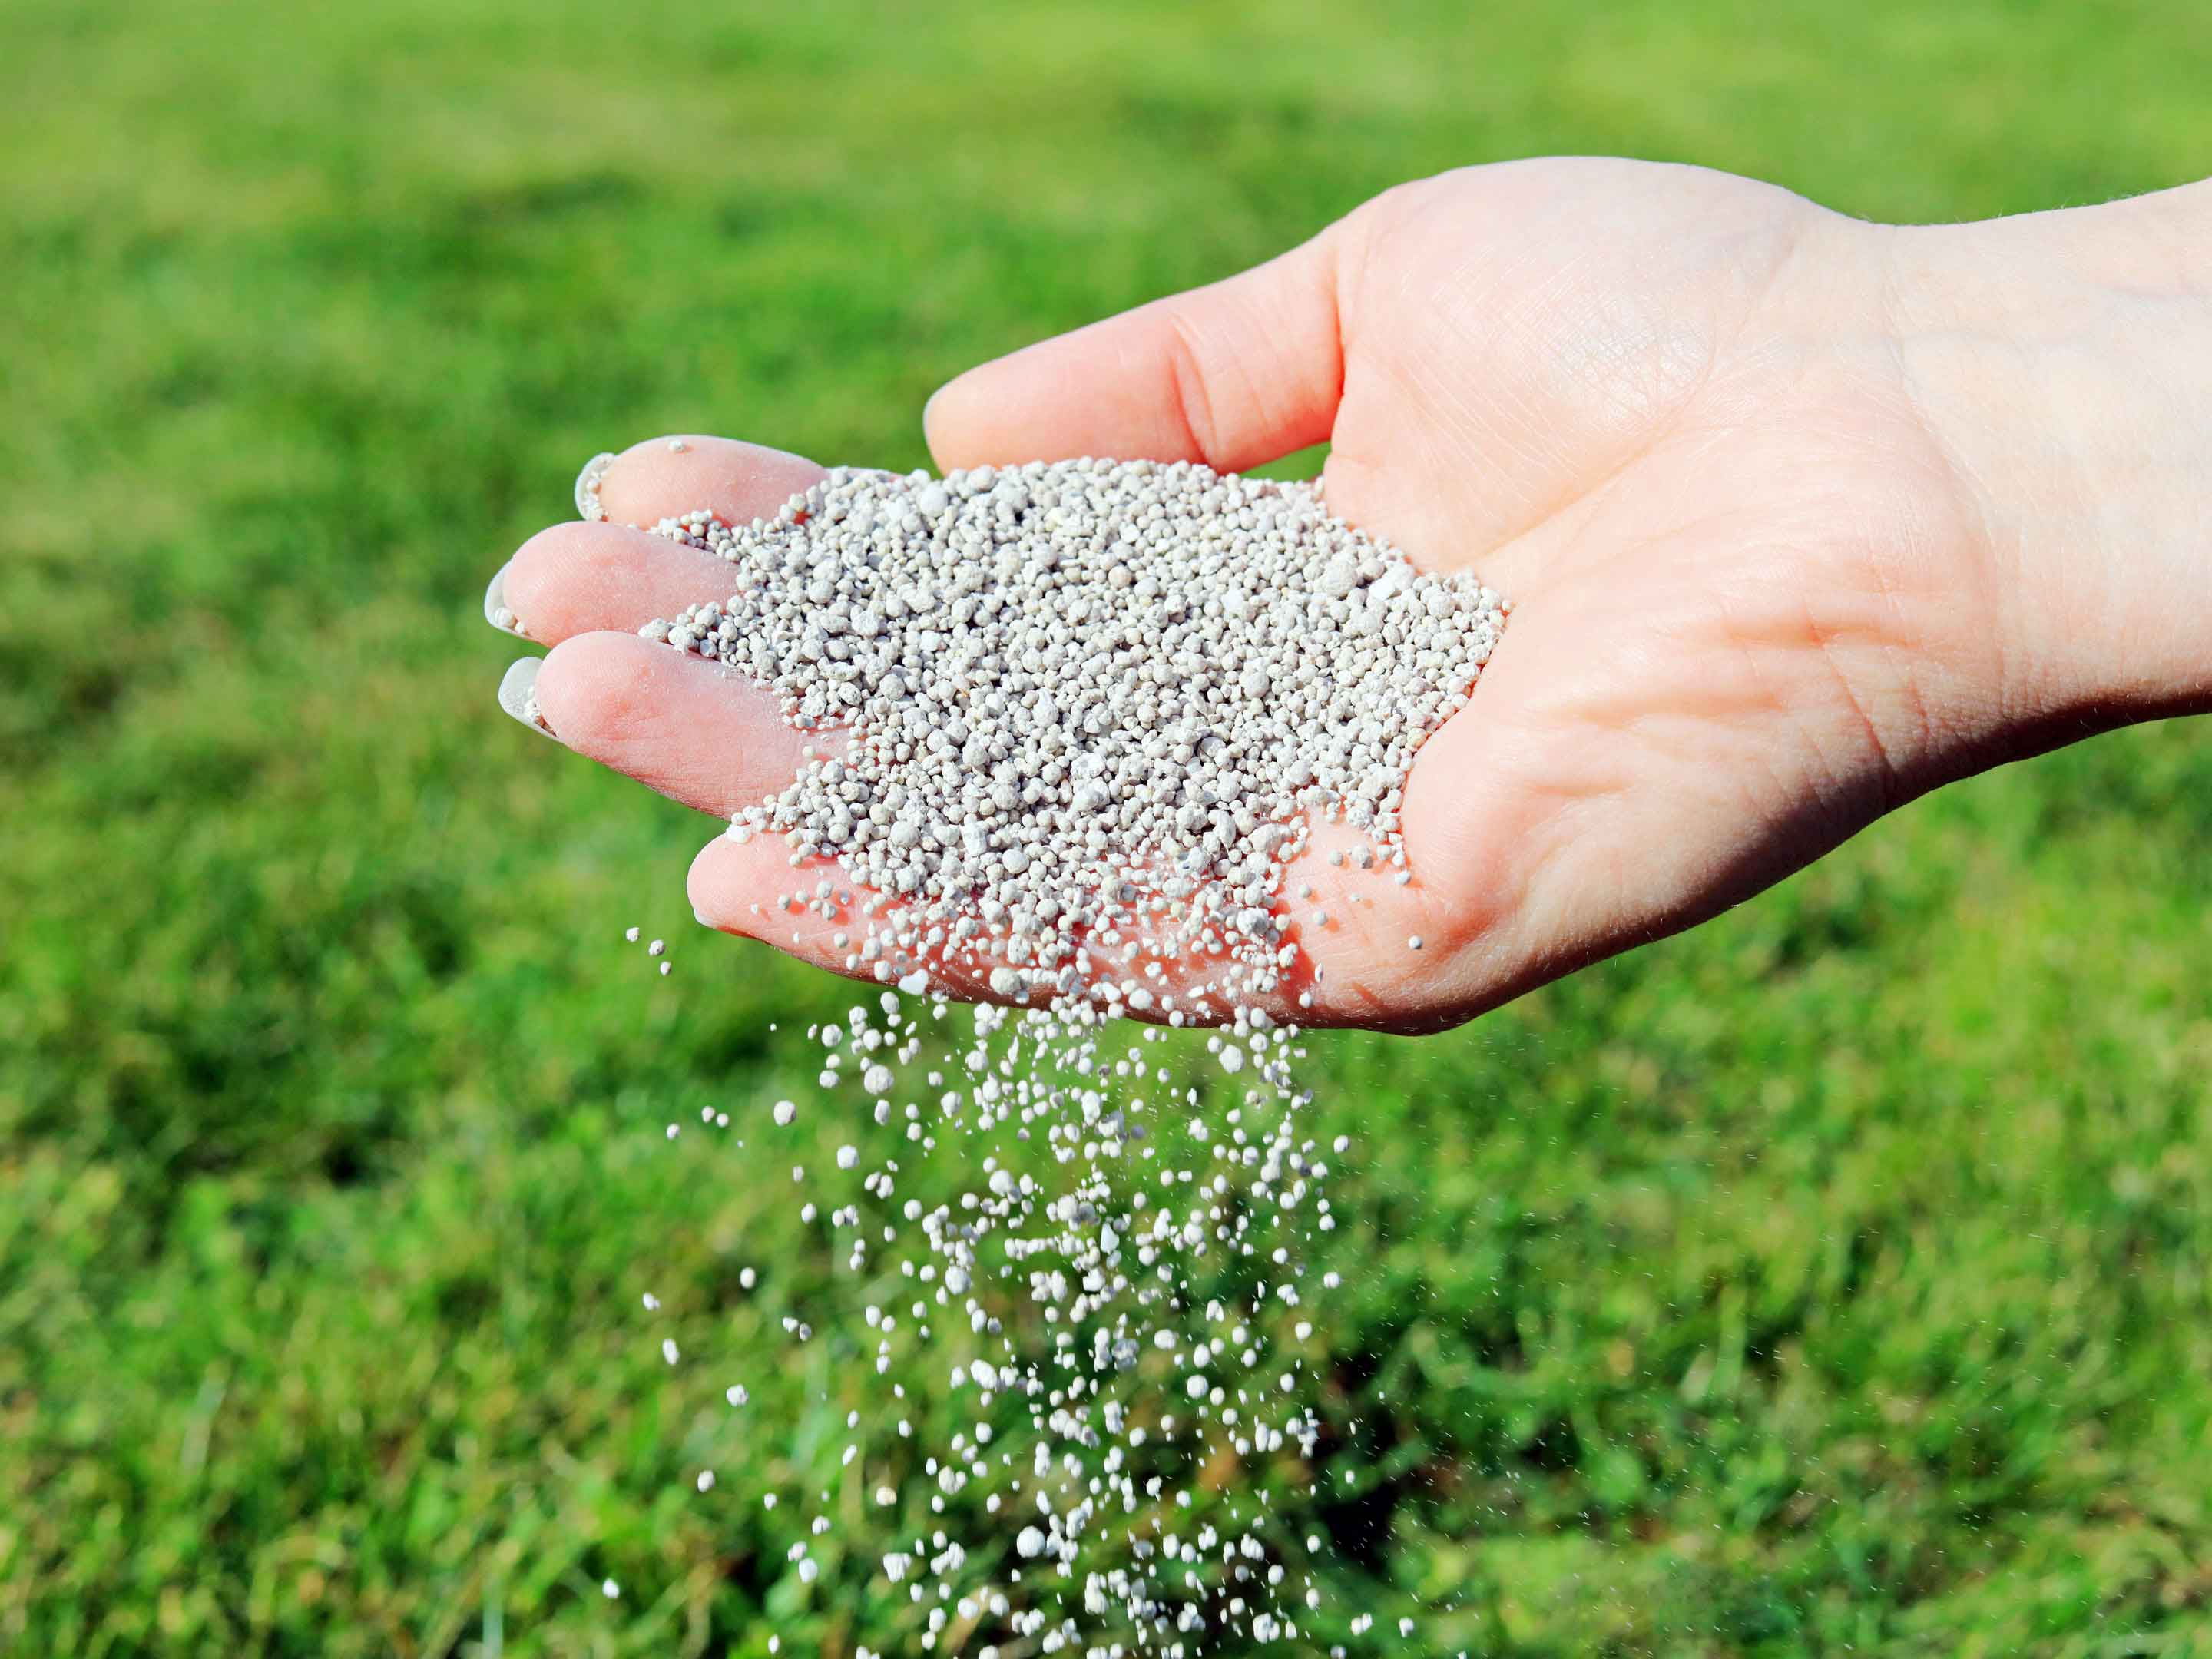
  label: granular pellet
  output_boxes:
[636,458,1503,1012]
[575,452,1507,1654]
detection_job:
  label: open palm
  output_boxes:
[492,159,2051,1029]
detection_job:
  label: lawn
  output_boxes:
[3,0,2210,1654]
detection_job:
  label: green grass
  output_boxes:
[5,0,2212,1652]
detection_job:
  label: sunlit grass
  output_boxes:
[3,0,2210,1651]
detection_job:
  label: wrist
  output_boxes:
[1883,179,2212,735]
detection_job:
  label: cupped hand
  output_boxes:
[490,158,2193,1029]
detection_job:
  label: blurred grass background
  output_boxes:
[5,0,2212,1653]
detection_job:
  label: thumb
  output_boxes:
[924,226,1346,474]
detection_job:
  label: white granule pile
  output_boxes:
[624,457,1505,1012]
[577,452,1508,1654]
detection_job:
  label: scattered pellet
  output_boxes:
[585,455,1502,1654]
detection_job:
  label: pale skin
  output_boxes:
[491,158,2212,1031]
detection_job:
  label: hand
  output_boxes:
[489,158,2212,1029]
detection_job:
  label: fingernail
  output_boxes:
[575,451,616,522]
[498,657,555,737]
[483,561,528,637]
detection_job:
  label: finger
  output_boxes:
[690,836,1249,1015]
[924,227,1347,475]
[586,435,828,529]
[501,522,741,645]
[688,836,1006,1003]
[530,631,833,818]
[689,813,1455,1028]
[491,435,831,641]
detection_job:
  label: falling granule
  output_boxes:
[583,455,1501,1654]
[601,1578,620,1600]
